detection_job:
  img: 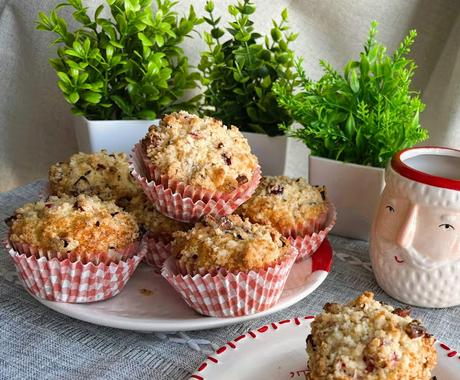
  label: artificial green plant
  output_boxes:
[274,21,428,167]
[37,0,202,120]
[199,0,299,136]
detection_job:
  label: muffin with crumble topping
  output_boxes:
[8,194,141,264]
[161,214,296,317]
[49,150,139,208]
[130,111,261,222]
[238,176,336,260]
[306,292,437,380]
[4,195,146,303]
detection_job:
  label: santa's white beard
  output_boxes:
[370,238,460,307]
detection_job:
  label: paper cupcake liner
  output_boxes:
[144,233,172,273]
[129,142,261,222]
[285,203,337,262]
[161,248,297,317]
[9,239,140,265]
[3,238,147,303]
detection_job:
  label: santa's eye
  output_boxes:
[386,205,395,213]
[439,223,455,231]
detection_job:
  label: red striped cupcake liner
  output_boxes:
[3,237,147,303]
[284,203,337,262]
[161,248,297,317]
[129,142,261,223]
[144,233,172,273]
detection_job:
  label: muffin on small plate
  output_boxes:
[4,194,146,303]
[130,111,261,222]
[238,176,336,261]
[306,292,437,379]
[49,150,139,208]
[161,214,297,317]
[126,193,190,271]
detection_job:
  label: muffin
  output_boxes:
[130,111,261,222]
[8,194,140,264]
[162,215,297,317]
[126,193,190,270]
[142,111,258,192]
[49,150,140,208]
[306,292,437,380]
[238,176,336,260]
[5,195,146,303]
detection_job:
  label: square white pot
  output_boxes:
[242,132,309,177]
[74,117,158,154]
[309,155,385,241]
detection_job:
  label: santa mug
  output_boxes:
[370,146,460,308]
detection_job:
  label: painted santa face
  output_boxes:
[370,146,460,308]
[374,190,460,269]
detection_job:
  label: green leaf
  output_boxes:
[57,72,72,85]
[349,69,359,93]
[95,5,104,19]
[228,5,238,16]
[345,113,355,138]
[111,95,132,115]
[136,110,157,119]
[138,32,153,46]
[281,8,288,21]
[205,1,214,13]
[68,91,80,104]
[154,34,164,47]
[82,91,102,104]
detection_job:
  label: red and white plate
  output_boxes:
[191,316,460,379]
[33,239,333,332]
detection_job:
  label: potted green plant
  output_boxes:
[198,0,307,176]
[37,0,202,153]
[274,21,428,240]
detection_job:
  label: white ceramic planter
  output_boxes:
[242,132,309,177]
[73,117,158,154]
[309,155,385,241]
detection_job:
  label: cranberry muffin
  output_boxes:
[238,176,328,234]
[141,111,259,193]
[49,150,140,208]
[306,292,437,380]
[8,194,139,264]
[172,214,290,273]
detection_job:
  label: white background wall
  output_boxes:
[0,0,458,191]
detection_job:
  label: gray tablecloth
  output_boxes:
[1,180,459,380]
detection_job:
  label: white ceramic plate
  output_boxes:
[34,240,333,332]
[190,316,460,379]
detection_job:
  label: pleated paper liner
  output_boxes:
[10,239,142,265]
[144,232,172,273]
[283,202,337,262]
[161,248,297,318]
[3,237,147,303]
[129,142,261,223]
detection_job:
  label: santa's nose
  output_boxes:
[396,205,418,249]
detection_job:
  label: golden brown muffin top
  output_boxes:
[8,195,139,255]
[49,150,140,207]
[237,176,328,232]
[172,214,290,272]
[125,193,190,238]
[306,292,437,380]
[142,111,258,192]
